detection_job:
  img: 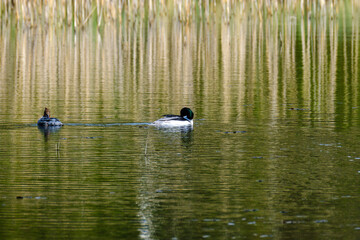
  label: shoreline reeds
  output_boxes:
[1,1,359,125]
[0,0,358,29]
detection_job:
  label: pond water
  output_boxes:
[1,6,360,240]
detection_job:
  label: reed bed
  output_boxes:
[0,0,358,28]
[1,2,359,123]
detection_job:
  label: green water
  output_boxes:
[1,10,360,240]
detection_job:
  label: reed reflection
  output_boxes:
[0,5,359,127]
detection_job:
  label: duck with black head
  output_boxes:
[37,108,63,126]
[151,107,194,128]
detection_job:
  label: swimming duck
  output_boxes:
[37,108,63,126]
[151,107,194,127]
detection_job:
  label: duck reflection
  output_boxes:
[179,128,194,147]
[153,125,193,148]
[137,127,194,239]
[37,125,62,140]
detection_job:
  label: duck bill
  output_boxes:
[184,116,191,122]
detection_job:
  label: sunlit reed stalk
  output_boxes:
[0,0,357,28]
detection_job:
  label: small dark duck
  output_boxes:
[37,108,63,126]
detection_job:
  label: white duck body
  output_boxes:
[152,115,193,127]
[151,107,194,128]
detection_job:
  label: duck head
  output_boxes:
[43,108,50,118]
[180,107,194,121]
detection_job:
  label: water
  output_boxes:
[1,8,360,239]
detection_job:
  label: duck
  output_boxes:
[151,107,194,127]
[37,108,63,126]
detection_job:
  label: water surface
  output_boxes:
[1,6,360,239]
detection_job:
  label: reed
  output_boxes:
[0,0,357,28]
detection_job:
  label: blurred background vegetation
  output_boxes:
[0,0,359,28]
[0,0,359,124]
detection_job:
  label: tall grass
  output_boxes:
[0,0,358,28]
